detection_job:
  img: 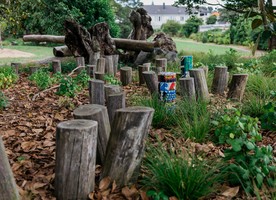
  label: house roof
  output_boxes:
[142,4,208,15]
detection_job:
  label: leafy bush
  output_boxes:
[242,93,267,118]
[104,74,121,85]
[161,20,182,36]
[181,16,203,37]
[74,70,90,88]
[0,91,8,109]
[29,70,52,90]
[260,102,276,131]
[206,15,217,25]
[141,143,225,200]
[246,74,275,98]
[56,76,79,98]
[0,67,18,89]
[223,48,240,69]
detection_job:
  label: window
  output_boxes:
[159,16,161,21]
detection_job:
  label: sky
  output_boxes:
[140,0,222,5]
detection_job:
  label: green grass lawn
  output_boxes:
[0,45,53,66]
[173,38,251,56]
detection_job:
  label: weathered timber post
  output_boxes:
[143,62,151,69]
[55,120,98,200]
[94,72,105,81]
[76,56,85,73]
[10,62,21,74]
[73,104,110,165]
[120,67,132,86]
[87,64,96,78]
[143,71,159,95]
[189,68,210,101]
[212,66,228,95]
[156,67,166,73]
[112,54,119,75]
[179,77,196,101]
[102,106,154,187]
[30,67,39,74]
[155,58,167,70]
[201,66,208,78]
[227,74,248,101]
[96,57,105,73]
[104,84,122,102]
[107,92,126,124]
[89,79,105,105]
[0,137,20,200]
[105,55,114,76]
[52,60,61,74]
[138,65,149,85]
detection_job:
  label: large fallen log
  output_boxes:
[23,35,65,43]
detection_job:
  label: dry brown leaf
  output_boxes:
[140,190,149,200]
[54,113,64,121]
[88,192,95,200]
[32,129,44,134]
[21,141,37,151]
[101,189,111,197]
[221,186,239,198]
[99,177,111,191]
[169,197,178,200]
[111,181,117,193]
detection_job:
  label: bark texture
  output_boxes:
[227,74,248,101]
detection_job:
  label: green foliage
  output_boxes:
[142,143,225,200]
[259,50,276,76]
[213,110,276,195]
[161,20,182,36]
[56,76,78,98]
[0,91,8,109]
[60,60,77,74]
[29,69,52,90]
[223,48,239,69]
[181,16,203,37]
[174,99,210,143]
[0,66,18,89]
[242,93,267,118]
[206,15,217,25]
[74,70,90,88]
[104,74,121,85]
[260,102,276,131]
[146,190,168,200]
[246,74,275,98]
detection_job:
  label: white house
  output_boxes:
[142,3,211,29]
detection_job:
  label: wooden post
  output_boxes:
[10,62,21,74]
[113,54,119,75]
[143,62,151,69]
[76,56,85,73]
[52,60,61,74]
[94,72,105,81]
[102,106,154,187]
[96,57,105,73]
[104,84,122,102]
[212,66,228,95]
[156,67,166,73]
[73,104,110,165]
[55,119,98,199]
[179,77,196,101]
[87,64,96,78]
[0,137,20,200]
[105,55,114,76]
[189,68,210,101]
[89,80,105,105]
[227,74,248,101]
[89,52,100,65]
[201,66,208,78]
[106,92,126,124]
[155,58,167,70]
[120,67,132,86]
[138,65,149,85]
[30,67,39,74]
[142,71,158,95]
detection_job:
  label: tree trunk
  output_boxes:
[23,35,65,43]
[143,71,159,95]
[106,92,126,125]
[0,137,20,200]
[179,77,196,101]
[212,66,228,95]
[52,60,61,74]
[96,57,105,73]
[55,119,98,199]
[89,80,105,105]
[102,106,154,187]
[227,74,248,101]
[53,45,73,57]
[94,72,105,81]
[114,38,157,52]
[138,65,150,85]
[189,68,210,101]
[73,104,110,165]
[120,67,132,86]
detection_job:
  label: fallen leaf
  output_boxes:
[99,177,111,191]
[221,186,239,198]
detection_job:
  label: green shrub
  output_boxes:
[246,74,275,98]
[0,67,18,89]
[141,143,225,200]
[222,48,240,69]
[161,20,182,36]
[259,50,276,76]
[173,99,210,143]
[242,93,267,118]
[74,70,90,88]
[0,91,8,109]
[60,61,77,73]
[104,74,121,85]
[56,76,79,97]
[29,70,52,90]
[260,102,276,131]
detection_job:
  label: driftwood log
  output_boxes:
[55,119,98,199]
[189,68,210,101]
[89,79,105,105]
[227,74,248,101]
[212,66,228,95]
[0,137,20,200]
[73,104,110,165]
[102,106,154,187]
[53,45,72,57]
[179,77,196,101]
[143,71,158,95]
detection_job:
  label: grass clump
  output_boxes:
[141,143,225,200]
[0,91,8,110]
[29,69,53,90]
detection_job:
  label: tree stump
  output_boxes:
[89,80,105,105]
[102,106,154,187]
[76,56,85,66]
[212,66,228,95]
[94,72,105,81]
[179,77,196,101]
[201,66,208,78]
[104,84,122,102]
[107,92,126,125]
[105,55,114,76]
[143,62,151,69]
[189,68,210,101]
[227,74,248,101]
[155,58,167,70]
[87,64,96,78]
[30,67,39,74]
[112,54,119,75]
[10,62,21,74]
[96,57,105,73]
[52,60,61,74]
[73,104,110,165]
[142,71,158,95]
[55,119,98,199]
[120,67,132,86]
[0,137,20,200]
[138,65,149,85]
